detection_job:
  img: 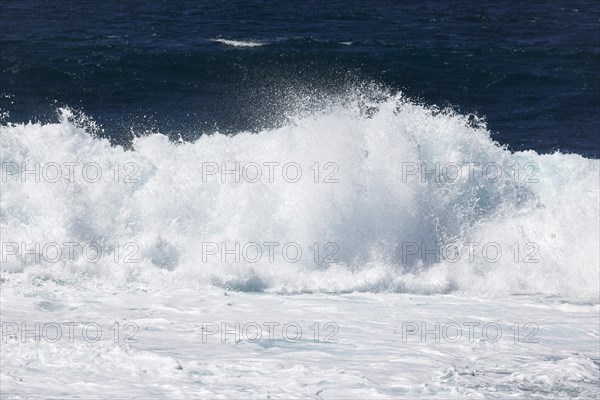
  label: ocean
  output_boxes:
[1,1,599,398]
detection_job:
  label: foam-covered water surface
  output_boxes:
[1,286,598,399]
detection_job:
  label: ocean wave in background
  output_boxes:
[1,86,598,298]
[210,38,267,47]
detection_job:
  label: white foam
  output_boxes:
[1,289,598,398]
[1,91,598,298]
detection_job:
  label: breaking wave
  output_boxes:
[1,87,598,297]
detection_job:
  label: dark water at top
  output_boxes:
[1,1,598,157]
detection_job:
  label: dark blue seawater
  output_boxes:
[1,0,599,157]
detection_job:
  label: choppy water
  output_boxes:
[2,1,599,155]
